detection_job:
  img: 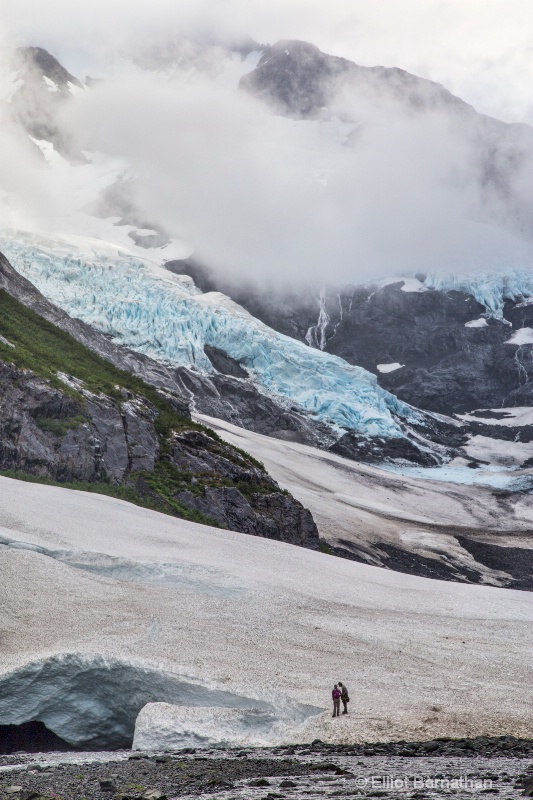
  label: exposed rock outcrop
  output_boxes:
[0,358,318,547]
[6,46,85,161]
[239,40,472,120]
[167,259,533,417]
[0,259,319,548]
[0,252,331,450]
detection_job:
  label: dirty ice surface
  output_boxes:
[0,473,532,749]
[199,414,533,587]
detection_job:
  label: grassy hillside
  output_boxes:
[0,289,195,432]
[0,288,273,527]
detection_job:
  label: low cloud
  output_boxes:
[60,59,533,284]
[2,1,533,123]
[1,3,533,286]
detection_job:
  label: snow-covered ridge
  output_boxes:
[0,232,421,437]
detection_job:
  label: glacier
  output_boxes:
[5,230,533,445]
[424,271,533,318]
[0,653,317,749]
[0,232,420,438]
[1,475,532,747]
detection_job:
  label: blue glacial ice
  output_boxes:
[423,271,533,318]
[0,234,421,438]
[382,463,533,491]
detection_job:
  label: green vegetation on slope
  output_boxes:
[0,288,262,466]
[0,288,196,432]
[0,467,221,525]
[0,288,269,525]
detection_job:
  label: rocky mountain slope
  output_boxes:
[240,40,533,243]
[3,234,469,470]
[0,253,318,548]
[240,40,472,119]
[169,260,533,415]
[3,46,84,160]
[1,43,533,585]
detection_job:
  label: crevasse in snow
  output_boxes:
[0,234,419,437]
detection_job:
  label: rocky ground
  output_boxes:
[0,739,532,800]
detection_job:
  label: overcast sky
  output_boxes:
[1,0,533,124]
[1,1,533,284]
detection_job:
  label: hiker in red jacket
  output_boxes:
[332,684,341,717]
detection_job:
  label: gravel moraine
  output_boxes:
[0,738,532,800]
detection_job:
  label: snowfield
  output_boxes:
[197,414,533,586]
[1,470,532,749]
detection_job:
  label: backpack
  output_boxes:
[333,688,341,699]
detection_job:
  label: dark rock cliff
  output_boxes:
[0,255,319,549]
[0,360,318,546]
[0,252,331,450]
[167,258,533,417]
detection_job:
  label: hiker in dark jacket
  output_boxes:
[332,684,341,717]
[338,681,349,714]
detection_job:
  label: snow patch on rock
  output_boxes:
[371,277,427,293]
[42,75,59,93]
[67,80,84,96]
[459,407,533,427]
[29,138,64,167]
[464,435,532,469]
[505,327,533,346]
[400,278,427,293]
[377,362,404,373]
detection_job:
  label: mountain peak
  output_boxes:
[16,46,83,89]
[240,38,472,120]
